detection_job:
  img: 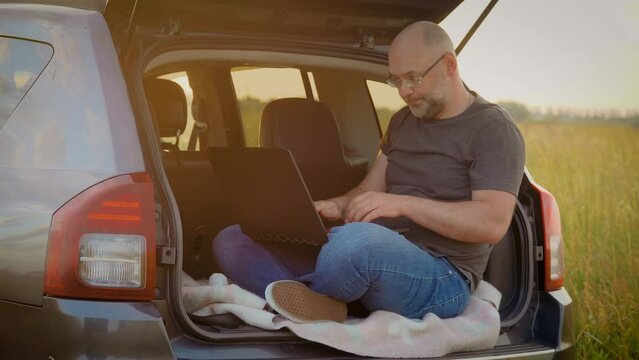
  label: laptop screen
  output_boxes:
[206,147,328,246]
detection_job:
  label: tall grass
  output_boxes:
[518,122,639,359]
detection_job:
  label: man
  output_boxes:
[213,21,525,323]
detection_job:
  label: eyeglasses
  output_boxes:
[386,54,446,89]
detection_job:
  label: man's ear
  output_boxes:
[444,53,457,76]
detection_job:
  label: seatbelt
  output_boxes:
[188,96,208,150]
[188,120,207,151]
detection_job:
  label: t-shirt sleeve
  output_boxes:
[469,109,526,195]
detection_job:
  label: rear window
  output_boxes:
[366,80,404,134]
[231,67,309,147]
[0,36,53,128]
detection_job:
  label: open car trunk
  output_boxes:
[104,0,563,357]
[162,137,543,355]
[140,53,543,354]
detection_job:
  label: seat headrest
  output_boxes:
[144,78,187,138]
[259,98,346,165]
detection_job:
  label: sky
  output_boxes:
[194,0,639,115]
[441,0,639,115]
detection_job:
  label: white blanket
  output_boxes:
[182,273,502,358]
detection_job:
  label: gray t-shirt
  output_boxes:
[374,95,525,291]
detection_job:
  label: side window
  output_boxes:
[231,67,307,147]
[0,37,53,128]
[158,71,198,151]
[366,80,404,134]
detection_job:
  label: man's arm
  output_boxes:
[344,189,516,244]
[314,151,388,221]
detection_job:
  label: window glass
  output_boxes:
[366,80,405,134]
[307,71,319,101]
[158,72,198,151]
[0,37,53,128]
[231,67,307,147]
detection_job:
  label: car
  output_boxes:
[0,0,573,358]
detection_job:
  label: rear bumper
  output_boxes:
[0,297,175,359]
[535,288,574,358]
[0,288,573,360]
[441,287,574,359]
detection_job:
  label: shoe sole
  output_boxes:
[265,280,347,323]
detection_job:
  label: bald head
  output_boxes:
[391,21,454,58]
[388,21,460,81]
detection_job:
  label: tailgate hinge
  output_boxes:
[534,246,544,261]
[355,31,375,49]
[162,17,182,36]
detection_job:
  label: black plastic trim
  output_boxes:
[455,0,499,55]
[499,201,535,328]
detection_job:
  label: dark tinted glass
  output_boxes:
[0,37,53,127]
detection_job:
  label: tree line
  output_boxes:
[497,100,639,125]
[238,96,639,128]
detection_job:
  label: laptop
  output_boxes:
[206,146,328,246]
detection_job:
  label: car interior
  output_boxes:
[142,49,535,336]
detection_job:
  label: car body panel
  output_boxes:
[0,297,174,359]
[2,0,108,12]
[0,169,106,305]
[0,5,145,306]
[534,289,574,352]
[0,5,144,172]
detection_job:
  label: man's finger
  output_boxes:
[361,209,380,223]
[358,207,378,223]
[344,201,362,222]
[321,208,341,221]
[347,202,375,223]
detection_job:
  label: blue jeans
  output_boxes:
[212,222,470,319]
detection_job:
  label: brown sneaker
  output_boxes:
[265,280,347,323]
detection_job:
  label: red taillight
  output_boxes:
[44,173,156,300]
[529,177,565,291]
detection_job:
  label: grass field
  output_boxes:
[517,122,639,359]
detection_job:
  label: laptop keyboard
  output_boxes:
[252,232,313,245]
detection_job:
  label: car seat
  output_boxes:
[259,97,368,200]
[144,77,228,279]
[144,77,187,150]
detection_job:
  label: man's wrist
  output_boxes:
[399,194,411,218]
[400,194,429,221]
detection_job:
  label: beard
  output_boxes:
[407,95,446,119]
[404,79,448,119]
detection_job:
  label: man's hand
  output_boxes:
[314,199,344,221]
[313,151,389,223]
[344,191,406,223]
